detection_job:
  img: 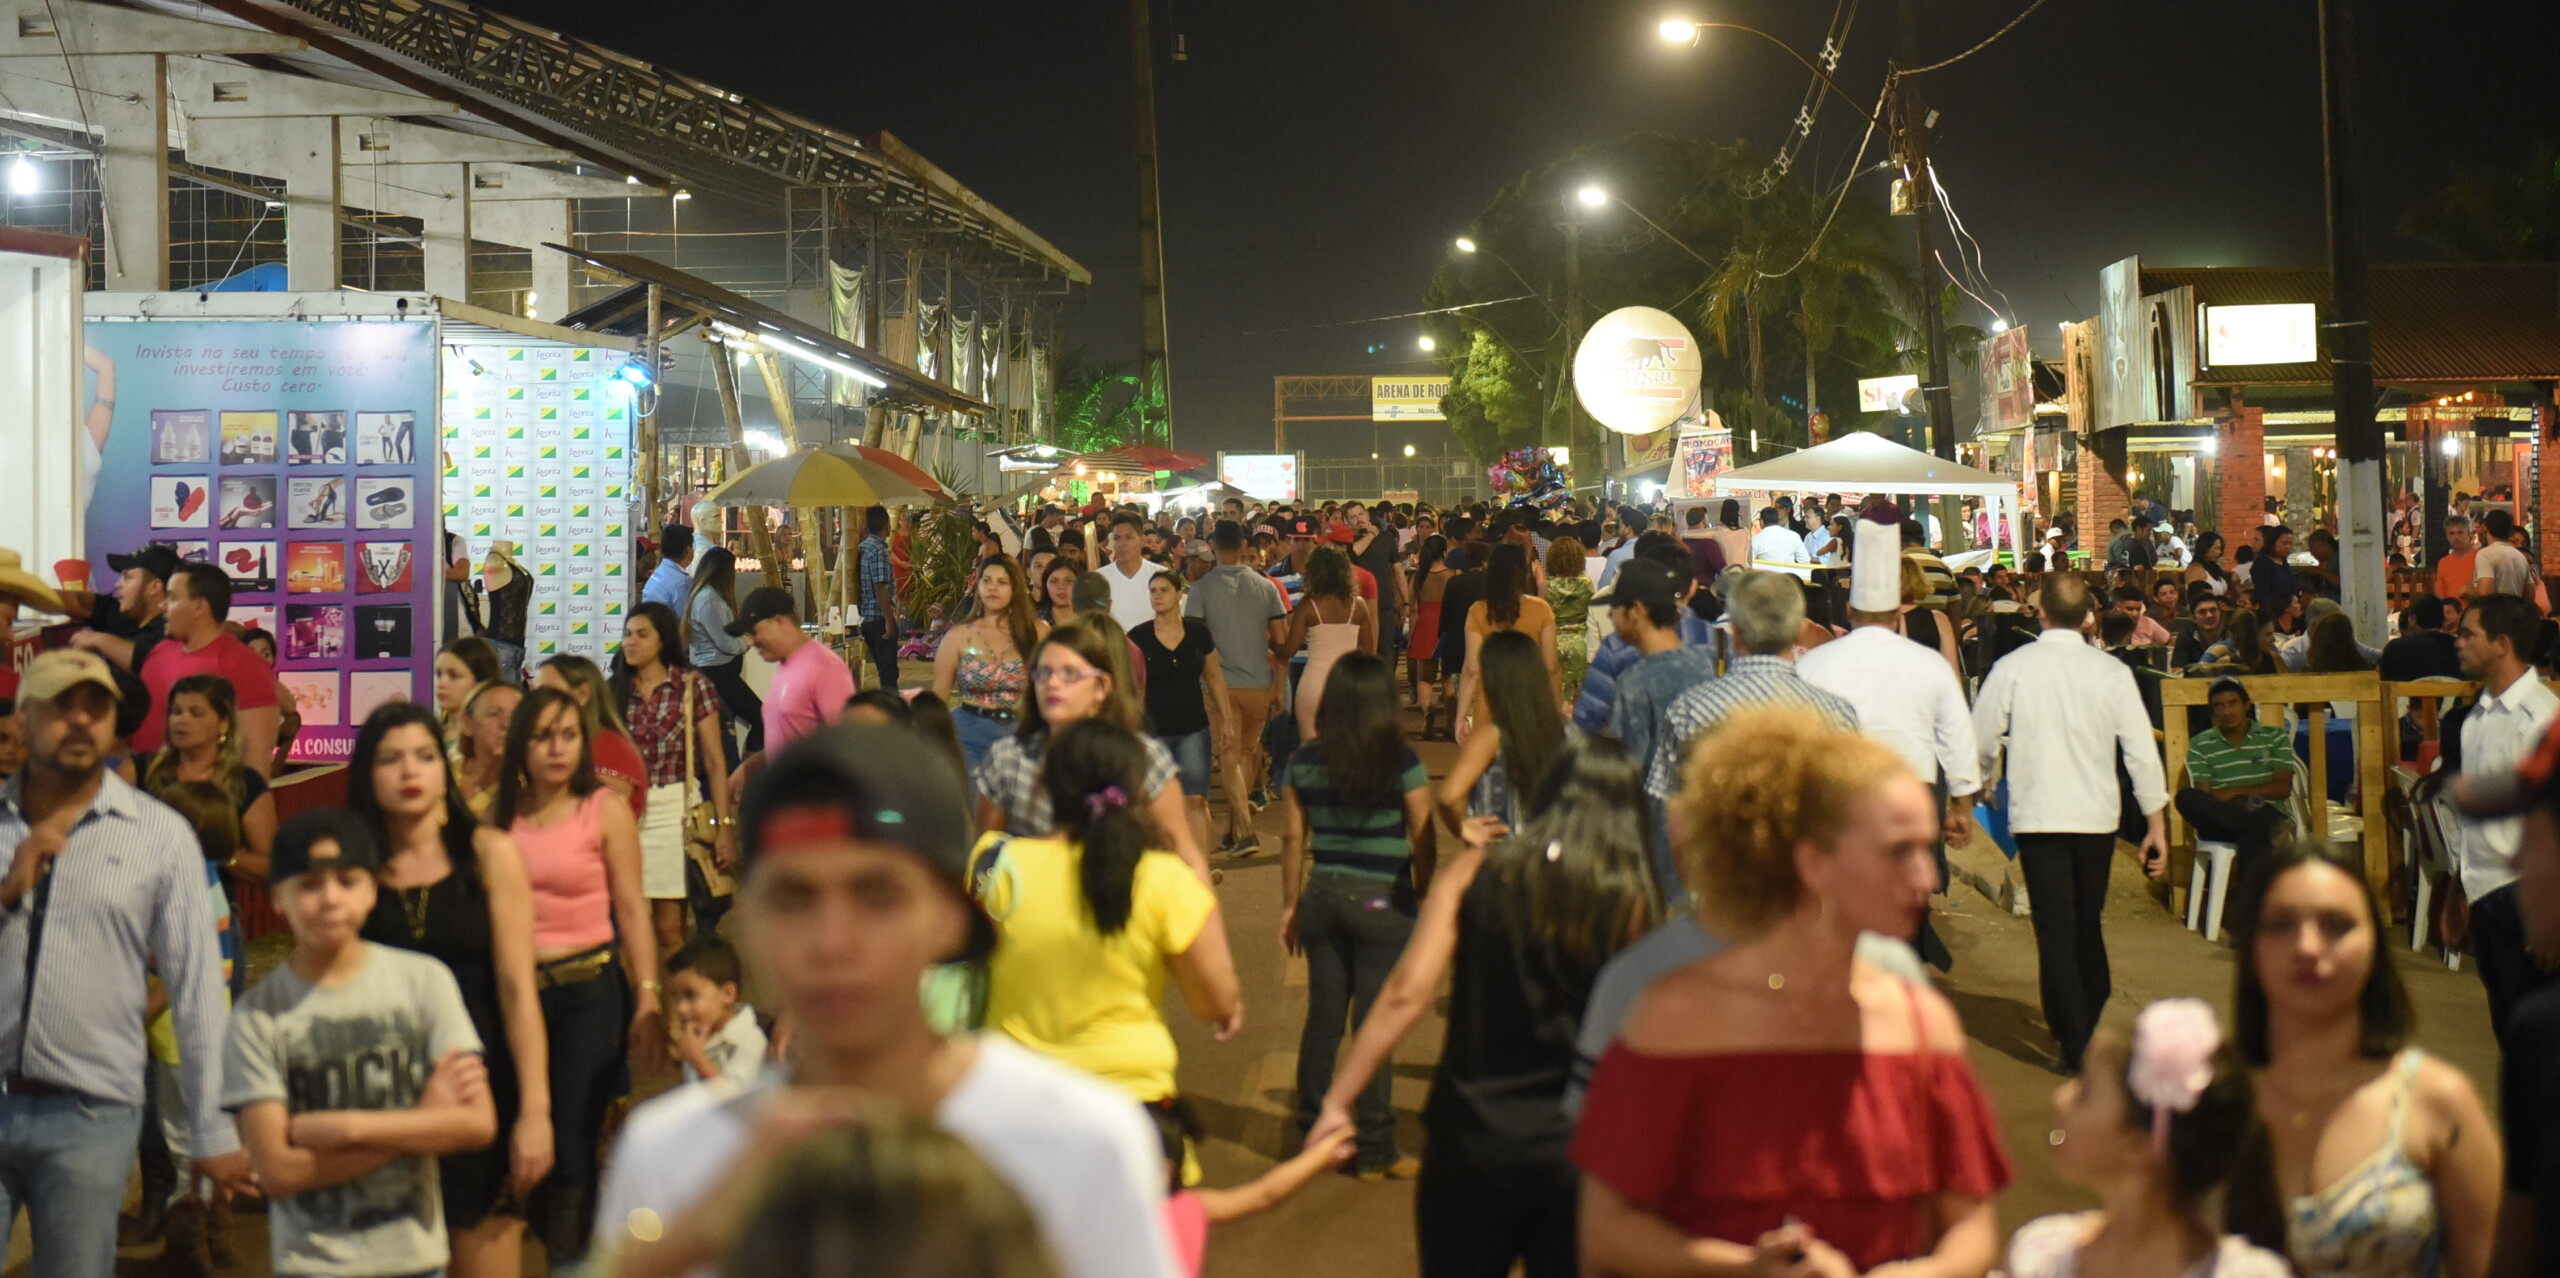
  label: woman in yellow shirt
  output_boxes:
[978,717,1243,1103]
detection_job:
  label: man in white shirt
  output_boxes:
[1973,574,2167,1074]
[1098,510,1166,631]
[1799,510,1980,971]
[2447,594,2560,1043]
[2474,509,2540,601]
[1749,506,1813,581]
[594,725,1178,1278]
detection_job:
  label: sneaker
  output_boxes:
[1352,1154,1423,1181]
[1249,789,1272,812]
[1217,830,1239,854]
[1224,833,1262,857]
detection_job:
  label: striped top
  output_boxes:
[2185,721,2297,791]
[1286,743,1427,880]
[0,770,238,1159]
[1646,655,1860,800]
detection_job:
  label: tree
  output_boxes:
[2402,147,2560,261]
[1048,349,1167,453]
[1439,330,1544,461]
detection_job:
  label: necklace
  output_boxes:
[2258,1070,2359,1130]
[401,883,434,940]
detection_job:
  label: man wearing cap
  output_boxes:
[134,563,279,771]
[642,522,696,613]
[1973,573,2168,1075]
[2447,593,2560,1042]
[722,586,854,804]
[0,651,254,1274]
[69,543,176,673]
[1801,506,1980,969]
[595,724,1179,1278]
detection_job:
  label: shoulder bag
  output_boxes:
[681,673,735,898]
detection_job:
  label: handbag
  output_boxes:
[681,675,735,898]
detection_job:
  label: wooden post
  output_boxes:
[709,338,781,586]
[751,349,831,621]
[640,284,663,537]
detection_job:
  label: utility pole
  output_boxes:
[1894,0,1962,545]
[1131,0,1174,446]
[2320,0,2386,642]
[1561,197,1589,477]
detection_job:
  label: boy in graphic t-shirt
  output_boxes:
[223,810,494,1278]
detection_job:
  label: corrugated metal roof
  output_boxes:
[2140,263,2560,385]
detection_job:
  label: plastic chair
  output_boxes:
[2188,840,2240,941]
[2404,788,2464,971]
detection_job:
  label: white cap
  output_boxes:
[1849,516,1903,611]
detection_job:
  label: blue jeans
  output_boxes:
[488,637,525,686]
[0,1090,146,1278]
[953,706,1013,777]
[1294,870,1415,1171]
[1157,729,1212,797]
[859,618,900,691]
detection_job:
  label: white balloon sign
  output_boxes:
[1572,306,1705,436]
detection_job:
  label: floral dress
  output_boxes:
[1545,575,1594,700]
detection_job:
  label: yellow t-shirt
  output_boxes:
[977,832,1216,1102]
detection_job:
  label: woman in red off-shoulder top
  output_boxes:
[1574,705,2012,1277]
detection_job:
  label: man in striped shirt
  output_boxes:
[0,651,251,1278]
[2173,676,2297,923]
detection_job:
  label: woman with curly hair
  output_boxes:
[1575,706,2012,1277]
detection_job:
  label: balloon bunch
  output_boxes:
[1487,447,1566,507]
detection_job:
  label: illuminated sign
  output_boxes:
[1572,307,1704,435]
[1858,373,1921,414]
[2204,303,2317,366]
[1217,452,1301,502]
[1371,377,1450,421]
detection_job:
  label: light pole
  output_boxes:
[1562,184,1608,474]
[1450,235,1559,446]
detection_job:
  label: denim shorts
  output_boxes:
[1158,729,1212,797]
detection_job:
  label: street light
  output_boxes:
[1453,236,1478,253]
[1403,443,1417,458]
[1991,318,2010,334]
[1417,334,1437,352]
[7,156,36,197]
[1577,184,1609,208]
[1658,18,1699,43]
[1654,17,1880,124]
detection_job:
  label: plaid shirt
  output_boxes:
[859,535,895,614]
[1645,654,1859,799]
[974,729,1178,836]
[623,668,717,787]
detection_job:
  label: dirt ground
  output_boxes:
[13,654,2505,1277]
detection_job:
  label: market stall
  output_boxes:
[1713,431,2026,566]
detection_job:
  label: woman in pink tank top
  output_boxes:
[492,686,663,1264]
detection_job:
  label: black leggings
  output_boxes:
[1414,1143,1578,1278]
[697,654,763,756]
[537,964,629,1257]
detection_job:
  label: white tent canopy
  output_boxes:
[1712,430,2013,497]
[1714,430,2025,561]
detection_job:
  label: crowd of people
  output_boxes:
[4,485,2560,1278]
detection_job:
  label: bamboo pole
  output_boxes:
[709,338,781,587]
[750,349,830,622]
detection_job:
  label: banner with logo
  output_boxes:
[84,319,439,763]
[439,344,635,668]
[1371,377,1449,422]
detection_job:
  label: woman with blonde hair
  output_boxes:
[1897,556,1962,676]
[1576,706,2011,1277]
[454,680,523,818]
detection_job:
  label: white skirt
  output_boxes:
[639,779,691,900]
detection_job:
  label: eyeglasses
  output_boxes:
[1031,665,1099,687]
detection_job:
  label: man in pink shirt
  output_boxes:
[725,585,854,801]
[136,562,281,769]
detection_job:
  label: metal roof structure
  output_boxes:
[107,0,1087,286]
[2142,263,2560,388]
[548,245,991,417]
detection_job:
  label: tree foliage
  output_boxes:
[1425,132,1972,464]
[1049,350,1167,453]
[2401,147,2560,261]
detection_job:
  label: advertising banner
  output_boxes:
[1677,429,1734,500]
[1980,327,2035,433]
[1370,377,1449,421]
[1572,307,1703,436]
[84,319,440,763]
[440,344,635,668]
[1217,451,1302,502]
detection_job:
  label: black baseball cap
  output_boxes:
[1596,559,1687,609]
[106,543,181,582]
[739,723,993,961]
[1283,515,1320,540]
[724,585,797,636]
[270,809,385,881]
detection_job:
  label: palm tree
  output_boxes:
[1700,183,1914,449]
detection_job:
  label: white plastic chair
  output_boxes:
[2188,840,2239,941]
[2405,789,2464,971]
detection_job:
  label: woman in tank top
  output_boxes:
[933,552,1047,774]
[494,686,663,1265]
[352,702,551,1278]
[1286,546,1374,741]
[1308,738,1659,1277]
[2224,847,2500,1278]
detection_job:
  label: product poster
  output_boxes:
[441,343,636,667]
[85,319,439,762]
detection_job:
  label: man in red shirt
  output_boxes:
[1323,523,1379,602]
[135,562,280,771]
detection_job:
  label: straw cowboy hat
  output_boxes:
[0,549,66,615]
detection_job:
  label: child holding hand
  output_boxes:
[665,936,767,1088]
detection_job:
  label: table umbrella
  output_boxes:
[703,446,938,509]
[1094,444,1208,473]
[821,444,945,497]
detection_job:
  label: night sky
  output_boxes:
[509,0,2560,458]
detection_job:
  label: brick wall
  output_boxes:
[2077,441,2129,554]
[2219,406,2266,565]
[2540,406,2560,577]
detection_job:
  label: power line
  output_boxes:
[1751,82,1894,282]
[1902,0,2053,75]
[1241,294,1537,336]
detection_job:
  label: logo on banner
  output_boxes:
[1572,306,1706,436]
